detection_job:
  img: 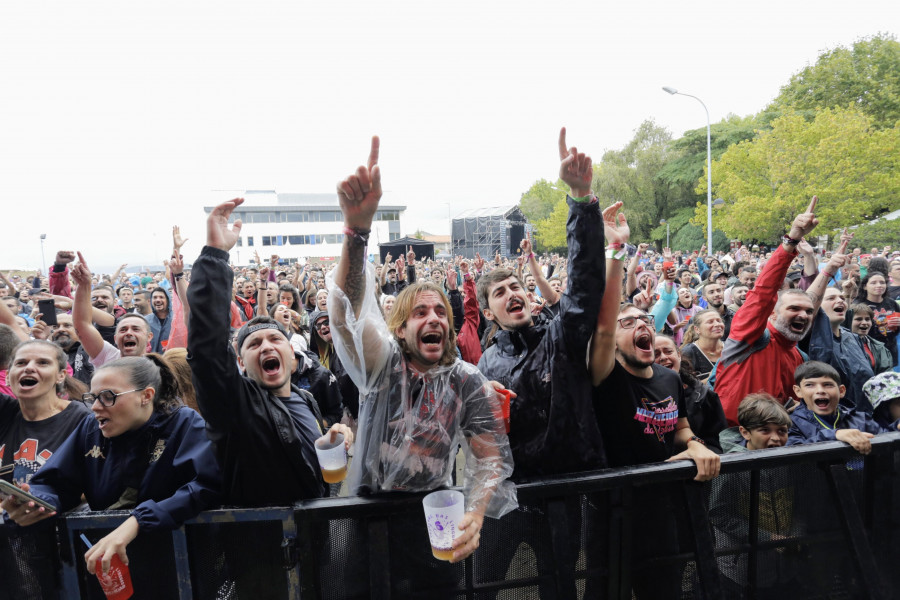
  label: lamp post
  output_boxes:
[659,219,669,248]
[663,86,713,252]
[39,234,47,275]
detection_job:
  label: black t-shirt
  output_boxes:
[595,362,686,468]
[0,395,92,485]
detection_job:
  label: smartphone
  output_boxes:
[625,243,637,258]
[0,479,57,512]
[37,299,57,326]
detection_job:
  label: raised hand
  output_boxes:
[270,254,280,266]
[406,247,416,265]
[258,265,270,280]
[55,251,76,266]
[459,259,470,275]
[663,247,673,260]
[172,226,189,252]
[337,136,382,230]
[602,202,629,245]
[633,279,654,311]
[558,127,593,197]
[446,267,458,291]
[207,198,244,252]
[796,238,815,256]
[836,228,854,255]
[788,196,820,241]
[72,252,93,287]
[384,252,393,266]
[520,238,532,256]
[170,253,185,275]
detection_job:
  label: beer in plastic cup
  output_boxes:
[95,554,134,600]
[422,490,465,561]
[315,432,347,484]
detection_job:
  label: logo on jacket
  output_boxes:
[85,446,106,460]
[149,439,166,463]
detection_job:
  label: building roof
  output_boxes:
[453,205,522,219]
[204,190,405,213]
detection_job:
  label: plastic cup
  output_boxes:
[422,490,465,561]
[315,433,347,484]
[498,390,511,434]
[95,555,134,600]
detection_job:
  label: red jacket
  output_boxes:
[715,245,804,426]
[457,275,482,365]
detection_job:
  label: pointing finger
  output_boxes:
[806,195,818,214]
[367,136,380,172]
[558,127,568,160]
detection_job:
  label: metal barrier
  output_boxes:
[48,433,900,599]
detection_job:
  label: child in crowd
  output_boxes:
[719,393,791,452]
[787,361,899,452]
[864,371,900,429]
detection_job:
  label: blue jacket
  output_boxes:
[28,407,221,531]
[808,309,874,412]
[787,402,893,446]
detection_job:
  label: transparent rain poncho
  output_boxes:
[327,265,517,518]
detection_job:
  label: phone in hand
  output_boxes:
[625,243,637,258]
[37,299,57,326]
[0,479,57,512]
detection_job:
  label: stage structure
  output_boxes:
[377,236,435,263]
[451,206,529,259]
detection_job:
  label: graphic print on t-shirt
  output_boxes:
[0,438,55,485]
[634,396,678,441]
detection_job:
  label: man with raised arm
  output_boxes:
[328,136,516,576]
[715,197,824,426]
[477,127,607,479]
[187,199,351,508]
[71,252,153,369]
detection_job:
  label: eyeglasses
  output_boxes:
[315,319,330,331]
[83,388,146,407]
[617,314,655,329]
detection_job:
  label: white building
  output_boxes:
[204,190,406,265]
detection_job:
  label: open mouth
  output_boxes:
[789,319,808,333]
[635,331,653,352]
[261,356,281,376]
[96,417,110,429]
[17,376,39,391]
[814,398,830,410]
[506,298,525,316]
[421,332,443,347]
[122,337,139,351]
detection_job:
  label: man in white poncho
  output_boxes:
[328,136,517,575]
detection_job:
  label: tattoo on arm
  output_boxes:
[343,238,367,313]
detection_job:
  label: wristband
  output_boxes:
[606,243,625,250]
[343,227,371,245]
[782,235,800,246]
[173,273,184,280]
[570,194,598,204]
[689,435,706,446]
[822,270,835,279]
[606,248,628,261]
[526,253,535,261]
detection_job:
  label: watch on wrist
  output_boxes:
[782,235,800,246]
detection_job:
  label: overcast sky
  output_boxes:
[1,1,896,272]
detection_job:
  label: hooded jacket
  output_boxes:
[786,402,894,445]
[188,246,327,506]
[478,196,606,480]
[291,350,343,427]
[808,309,874,412]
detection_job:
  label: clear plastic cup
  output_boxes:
[422,490,465,561]
[315,433,347,484]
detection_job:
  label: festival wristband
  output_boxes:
[606,248,628,261]
[570,194,597,204]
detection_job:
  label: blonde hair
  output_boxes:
[386,282,458,367]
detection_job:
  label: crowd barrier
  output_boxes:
[26,432,900,599]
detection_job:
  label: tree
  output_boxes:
[770,34,900,129]
[592,120,695,244]
[695,106,900,243]
[519,178,568,252]
[533,195,569,252]
[849,217,900,250]
[670,223,730,254]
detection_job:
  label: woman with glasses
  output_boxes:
[0,339,91,600]
[2,355,221,591]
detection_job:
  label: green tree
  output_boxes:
[533,195,569,252]
[519,178,568,252]
[849,217,900,250]
[695,106,900,243]
[770,34,900,129]
[592,120,696,244]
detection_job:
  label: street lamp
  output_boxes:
[659,219,670,248]
[663,86,713,252]
[39,234,47,275]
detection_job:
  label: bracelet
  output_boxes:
[570,194,598,204]
[606,243,625,250]
[526,253,534,261]
[173,273,184,280]
[606,248,628,261]
[782,235,800,246]
[342,226,371,245]
[689,435,706,446]
[822,270,835,278]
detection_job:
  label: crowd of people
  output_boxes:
[1,128,899,599]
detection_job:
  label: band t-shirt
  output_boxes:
[595,362,685,468]
[0,395,92,485]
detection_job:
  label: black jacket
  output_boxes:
[188,246,326,507]
[65,342,94,387]
[291,351,343,426]
[682,379,727,453]
[478,197,606,480]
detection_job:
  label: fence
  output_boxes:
[33,432,900,599]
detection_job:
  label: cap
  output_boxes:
[310,309,329,325]
[864,372,900,412]
[235,320,290,352]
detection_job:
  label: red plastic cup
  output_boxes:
[95,555,133,600]
[498,389,511,434]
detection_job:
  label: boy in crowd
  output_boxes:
[787,362,899,452]
[720,393,791,452]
